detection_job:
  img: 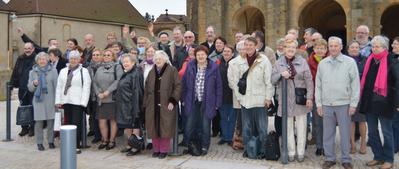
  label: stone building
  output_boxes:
[153,10,188,37]
[0,1,12,100]
[187,0,399,48]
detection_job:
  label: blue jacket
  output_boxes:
[182,59,222,119]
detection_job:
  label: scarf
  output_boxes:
[286,57,297,79]
[146,58,154,65]
[360,49,388,97]
[34,64,51,102]
[64,64,79,95]
[89,61,103,74]
[314,55,322,63]
[102,61,115,70]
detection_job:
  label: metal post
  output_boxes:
[169,107,182,156]
[81,111,89,148]
[281,79,288,164]
[61,125,77,169]
[3,82,13,142]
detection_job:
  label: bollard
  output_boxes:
[81,111,90,148]
[3,81,13,142]
[61,125,77,169]
[281,79,288,164]
[169,107,182,156]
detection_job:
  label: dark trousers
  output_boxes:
[212,110,221,136]
[185,101,211,150]
[88,101,101,140]
[64,104,84,148]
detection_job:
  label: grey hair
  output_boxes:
[68,50,81,59]
[154,50,171,65]
[276,38,285,46]
[120,53,138,64]
[35,52,49,63]
[236,40,245,51]
[328,36,343,46]
[371,35,389,49]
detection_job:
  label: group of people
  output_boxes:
[10,24,399,169]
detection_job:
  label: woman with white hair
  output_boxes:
[28,52,58,151]
[55,50,91,154]
[359,35,399,169]
[144,50,181,159]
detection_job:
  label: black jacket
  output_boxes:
[82,46,95,68]
[55,58,67,74]
[218,57,233,104]
[157,42,173,65]
[200,41,215,54]
[10,53,36,100]
[359,53,399,117]
[21,34,48,53]
[115,65,144,126]
[175,45,189,70]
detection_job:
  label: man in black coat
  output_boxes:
[82,34,96,68]
[200,26,216,54]
[157,32,173,65]
[10,42,37,137]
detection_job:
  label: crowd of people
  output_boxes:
[10,23,399,169]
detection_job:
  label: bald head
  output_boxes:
[84,33,95,48]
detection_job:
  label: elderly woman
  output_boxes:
[359,35,399,169]
[87,49,103,144]
[182,45,222,155]
[346,40,367,155]
[144,50,181,159]
[27,52,58,151]
[55,50,91,154]
[217,45,236,145]
[208,37,226,62]
[271,39,313,162]
[115,53,144,156]
[93,49,123,150]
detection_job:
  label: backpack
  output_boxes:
[264,131,281,161]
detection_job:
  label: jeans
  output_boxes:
[241,106,268,154]
[185,101,211,150]
[219,104,236,142]
[312,103,323,149]
[392,112,399,153]
[366,113,394,163]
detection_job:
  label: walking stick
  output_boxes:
[281,79,288,164]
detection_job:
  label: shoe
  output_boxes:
[106,142,116,150]
[126,150,140,156]
[297,155,304,163]
[120,147,132,153]
[152,152,160,158]
[37,144,45,151]
[366,160,384,166]
[98,142,108,150]
[49,143,55,149]
[379,162,393,169]
[158,153,167,159]
[201,148,208,156]
[288,156,295,162]
[342,163,353,169]
[322,161,336,169]
[87,131,95,137]
[242,151,248,158]
[217,140,226,145]
[76,149,82,154]
[54,131,60,138]
[315,148,324,156]
[91,138,101,144]
[28,128,34,137]
[19,128,29,137]
[146,143,153,150]
[227,141,233,146]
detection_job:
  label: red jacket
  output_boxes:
[307,52,319,84]
[178,57,193,80]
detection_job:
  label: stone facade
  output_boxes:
[187,0,399,48]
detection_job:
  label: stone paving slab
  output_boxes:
[0,100,398,169]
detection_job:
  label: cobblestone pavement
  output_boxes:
[0,99,398,169]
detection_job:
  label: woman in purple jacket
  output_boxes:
[182,45,223,156]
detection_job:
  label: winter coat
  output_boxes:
[92,63,123,104]
[10,53,36,100]
[144,64,181,138]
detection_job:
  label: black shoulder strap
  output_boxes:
[80,68,83,87]
[114,64,117,80]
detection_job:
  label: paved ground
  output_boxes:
[0,95,398,169]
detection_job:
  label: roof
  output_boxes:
[155,13,186,23]
[0,1,12,11]
[7,0,147,27]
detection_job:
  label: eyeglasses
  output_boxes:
[356,32,368,35]
[103,54,112,57]
[92,54,101,56]
[184,36,193,39]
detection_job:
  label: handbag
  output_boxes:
[237,69,249,95]
[16,105,34,126]
[293,80,307,105]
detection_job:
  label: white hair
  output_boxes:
[357,25,370,33]
[35,52,49,63]
[236,40,245,51]
[371,35,389,49]
[154,50,171,65]
[121,53,137,64]
[328,36,342,46]
[68,50,81,59]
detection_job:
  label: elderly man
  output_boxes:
[315,37,360,169]
[10,42,37,137]
[17,27,59,53]
[200,26,216,54]
[175,31,196,70]
[234,32,244,50]
[170,27,184,68]
[355,25,372,58]
[82,34,95,68]
[300,27,317,55]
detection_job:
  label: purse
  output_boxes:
[16,105,34,126]
[237,69,249,95]
[293,80,307,105]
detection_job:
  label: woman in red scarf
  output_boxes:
[358,35,399,169]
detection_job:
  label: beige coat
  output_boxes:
[271,55,314,117]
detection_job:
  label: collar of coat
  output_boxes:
[237,52,266,65]
[325,53,345,63]
[277,55,303,66]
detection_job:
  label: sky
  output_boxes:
[2,0,187,19]
[130,0,187,18]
